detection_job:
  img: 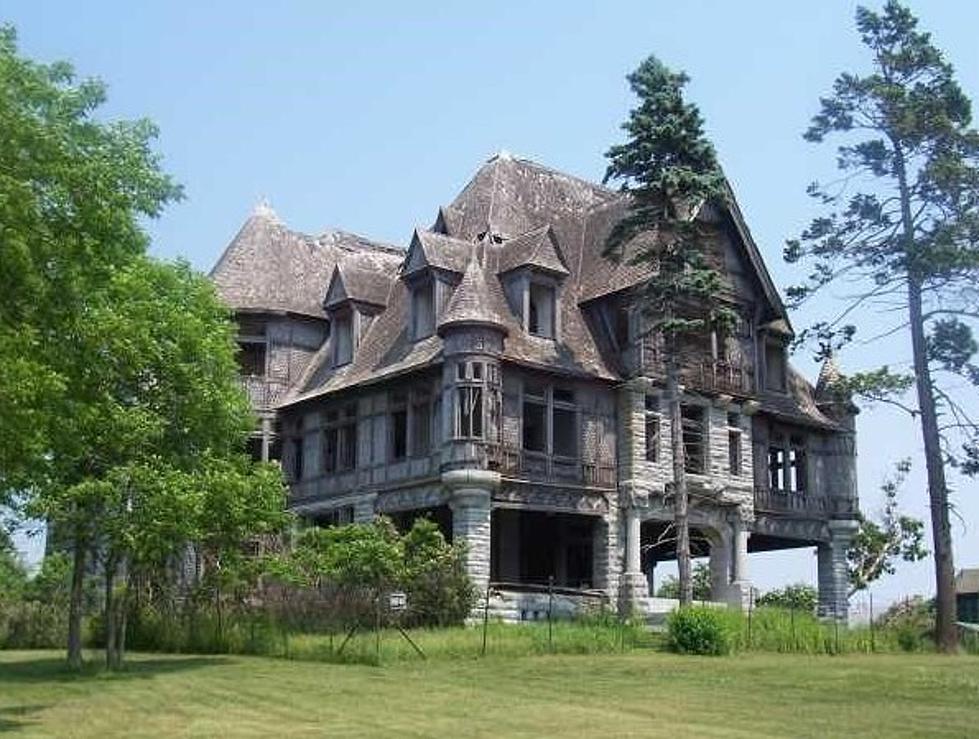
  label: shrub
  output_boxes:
[756,584,818,614]
[656,563,712,600]
[667,605,739,655]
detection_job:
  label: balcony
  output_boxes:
[487,444,616,488]
[754,488,857,518]
[240,375,289,411]
[635,343,755,397]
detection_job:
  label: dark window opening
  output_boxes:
[522,399,546,452]
[246,436,263,462]
[528,282,556,338]
[681,405,707,474]
[313,506,354,528]
[769,446,786,491]
[333,313,353,366]
[239,342,266,376]
[790,437,807,493]
[645,395,660,463]
[552,407,577,457]
[411,392,432,456]
[412,280,435,339]
[292,438,304,481]
[391,409,408,460]
[728,430,742,475]
[766,344,786,391]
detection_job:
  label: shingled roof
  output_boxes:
[218,155,826,427]
[211,201,399,319]
[438,253,510,335]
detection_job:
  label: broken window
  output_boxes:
[727,413,742,475]
[552,387,577,458]
[645,395,661,463]
[528,282,556,338]
[765,343,786,391]
[323,405,357,473]
[238,341,266,376]
[411,387,432,456]
[681,405,707,474]
[768,435,806,492]
[522,383,547,452]
[390,392,408,460]
[457,386,483,438]
[614,306,631,350]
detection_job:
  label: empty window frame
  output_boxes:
[412,279,436,339]
[411,387,433,456]
[238,341,267,376]
[681,405,707,474]
[645,395,661,463]
[323,405,358,474]
[455,362,485,439]
[552,387,578,458]
[333,312,354,366]
[528,282,556,338]
[390,391,408,460]
[765,343,787,391]
[727,412,742,476]
[768,435,807,493]
[522,382,547,452]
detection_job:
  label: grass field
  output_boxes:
[1,649,977,737]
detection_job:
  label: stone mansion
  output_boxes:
[210,152,860,620]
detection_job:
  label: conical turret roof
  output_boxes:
[437,252,509,336]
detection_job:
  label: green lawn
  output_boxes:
[1,649,977,737]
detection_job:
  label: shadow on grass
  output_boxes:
[0,654,233,684]
[0,704,49,733]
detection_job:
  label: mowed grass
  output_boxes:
[1,649,977,738]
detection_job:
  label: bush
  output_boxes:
[0,600,71,649]
[667,605,738,655]
[756,584,818,614]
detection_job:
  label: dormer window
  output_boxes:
[528,281,556,339]
[765,343,787,392]
[411,279,436,339]
[333,311,353,367]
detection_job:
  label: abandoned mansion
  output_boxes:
[210,153,860,620]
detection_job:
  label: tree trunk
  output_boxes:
[894,143,958,652]
[907,278,958,652]
[67,534,87,669]
[667,361,692,607]
[104,553,117,669]
[113,563,129,669]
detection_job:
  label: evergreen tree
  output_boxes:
[786,1,979,650]
[605,56,734,607]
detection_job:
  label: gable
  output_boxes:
[323,265,348,308]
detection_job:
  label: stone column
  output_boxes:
[727,514,752,610]
[444,469,498,595]
[708,530,732,602]
[818,519,859,621]
[619,506,647,614]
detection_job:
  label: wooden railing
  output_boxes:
[240,375,289,410]
[754,488,857,517]
[486,444,616,488]
[639,352,756,396]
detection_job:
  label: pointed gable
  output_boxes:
[497,224,570,277]
[406,229,474,276]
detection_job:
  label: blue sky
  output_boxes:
[6,1,978,608]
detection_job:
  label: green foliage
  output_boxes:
[0,548,26,603]
[23,552,72,607]
[0,25,182,495]
[849,459,928,594]
[401,519,478,627]
[757,584,818,613]
[656,562,712,600]
[667,605,739,655]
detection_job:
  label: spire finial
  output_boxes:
[252,197,281,222]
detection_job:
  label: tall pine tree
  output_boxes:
[604,56,734,606]
[786,1,979,651]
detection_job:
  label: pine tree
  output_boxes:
[786,1,979,651]
[604,56,734,607]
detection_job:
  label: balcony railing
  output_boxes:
[240,375,289,410]
[487,444,616,488]
[639,351,756,396]
[754,488,857,517]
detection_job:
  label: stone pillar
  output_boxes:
[727,515,752,610]
[818,519,859,621]
[619,506,647,614]
[708,530,732,602]
[444,469,498,595]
